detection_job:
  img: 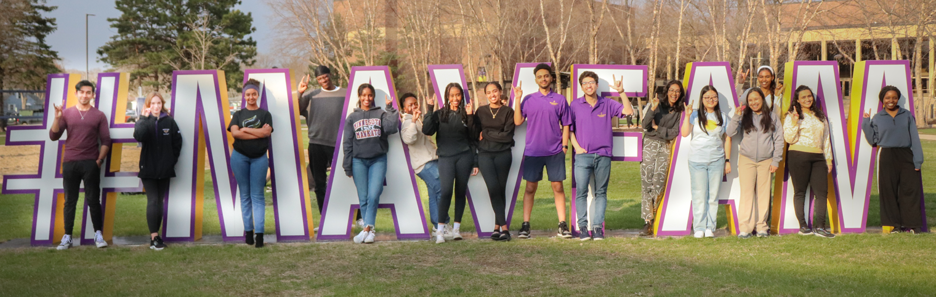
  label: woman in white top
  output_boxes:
[739,66,784,117]
[680,85,732,238]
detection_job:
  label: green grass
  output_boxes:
[919,128,936,135]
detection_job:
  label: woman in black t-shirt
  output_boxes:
[228,79,274,248]
[473,82,515,241]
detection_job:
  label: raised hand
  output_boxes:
[141,106,151,117]
[297,74,310,94]
[385,95,393,108]
[513,81,523,101]
[684,100,694,119]
[466,99,474,115]
[413,108,422,122]
[651,94,660,111]
[736,68,751,84]
[426,93,436,107]
[863,108,871,119]
[736,105,746,116]
[788,106,799,121]
[611,74,625,93]
[775,82,784,95]
[53,103,63,119]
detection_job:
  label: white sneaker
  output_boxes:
[313,227,319,233]
[94,231,108,248]
[452,225,463,241]
[435,227,446,244]
[364,231,375,244]
[693,231,704,238]
[442,225,454,240]
[57,235,72,250]
[356,219,365,229]
[704,229,715,238]
[353,230,367,243]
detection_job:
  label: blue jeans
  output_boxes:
[688,158,725,233]
[416,160,446,226]
[231,150,268,233]
[574,154,611,229]
[352,154,388,228]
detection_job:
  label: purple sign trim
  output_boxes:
[242,69,311,242]
[571,64,649,98]
[319,66,429,241]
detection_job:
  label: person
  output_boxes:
[297,66,362,227]
[862,86,924,234]
[423,83,479,244]
[229,79,274,248]
[473,82,516,241]
[638,80,685,236]
[738,65,784,116]
[343,83,400,244]
[783,85,834,238]
[569,72,634,240]
[513,63,573,239]
[50,80,112,250]
[399,92,445,236]
[680,85,731,238]
[133,92,182,250]
[726,88,783,239]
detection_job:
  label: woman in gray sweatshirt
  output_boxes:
[342,83,400,244]
[862,85,924,234]
[726,88,784,238]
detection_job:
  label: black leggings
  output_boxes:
[478,150,512,226]
[438,151,474,224]
[141,178,170,233]
[787,150,829,229]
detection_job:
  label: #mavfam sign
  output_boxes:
[3,61,925,246]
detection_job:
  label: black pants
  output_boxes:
[62,160,102,235]
[439,151,473,224]
[307,143,360,221]
[879,148,923,229]
[141,178,170,234]
[787,150,829,229]
[478,150,512,226]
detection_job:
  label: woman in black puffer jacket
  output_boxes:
[133,92,182,251]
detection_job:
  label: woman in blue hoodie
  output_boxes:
[862,85,924,234]
[343,83,400,244]
[133,92,182,251]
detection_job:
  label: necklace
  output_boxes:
[77,109,88,120]
[490,106,501,119]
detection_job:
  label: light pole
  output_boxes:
[86,14,95,79]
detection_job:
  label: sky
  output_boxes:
[45,0,277,72]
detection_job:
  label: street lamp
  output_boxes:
[86,14,95,79]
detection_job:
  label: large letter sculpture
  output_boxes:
[3,73,142,246]
[568,64,645,234]
[654,62,742,236]
[772,60,928,234]
[242,69,314,241]
[318,66,429,241]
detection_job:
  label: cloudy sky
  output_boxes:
[46,0,277,72]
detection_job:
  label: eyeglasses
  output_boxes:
[581,81,597,86]
[703,96,718,101]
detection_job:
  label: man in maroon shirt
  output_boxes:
[49,80,112,250]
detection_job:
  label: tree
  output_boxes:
[98,0,256,91]
[0,0,59,131]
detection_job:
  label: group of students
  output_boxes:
[48,64,924,251]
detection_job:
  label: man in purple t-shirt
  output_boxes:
[49,80,112,250]
[569,71,634,240]
[512,63,573,239]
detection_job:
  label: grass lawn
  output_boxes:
[919,128,936,135]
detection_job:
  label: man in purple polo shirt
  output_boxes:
[512,63,573,239]
[49,80,112,250]
[569,71,634,240]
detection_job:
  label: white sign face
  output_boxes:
[568,65,645,232]
[655,62,742,236]
[242,69,314,241]
[318,66,429,241]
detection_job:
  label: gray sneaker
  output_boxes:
[814,228,835,238]
[57,235,72,250]
[94,231,108,248]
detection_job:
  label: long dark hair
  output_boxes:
[696,85,724,135]
[356,83,376,108]
[789,85,826,121]
[741,88,775,134]
[440,82,468,126]
[660,80,685,113]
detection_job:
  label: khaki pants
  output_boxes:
[738,155,772,234]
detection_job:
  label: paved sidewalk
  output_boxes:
[920,134,936,141]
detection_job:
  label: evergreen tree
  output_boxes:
[0,0,59,131]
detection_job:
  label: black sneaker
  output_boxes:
[150,236,166,251]
[490,229,502,240]
[558,221,572,238]
[498,231,511,241]
[592,228,605,240]
[638,222,653,237]
[518,222,531,239]
[798,226,813,235]
[814,228,835,238]
[245,230,255,245]
[578,226,591,241]
[255,233,265,247]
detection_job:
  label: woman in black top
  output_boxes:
[474,82,516,241]
[228,79,274,248]
[133,92,182,250]
[423,82,479,244]
[639,80,686,236]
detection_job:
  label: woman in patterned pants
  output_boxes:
[639,80,685,236]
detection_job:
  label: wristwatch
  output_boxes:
[563,145,569,149]
[725,159,730,163]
